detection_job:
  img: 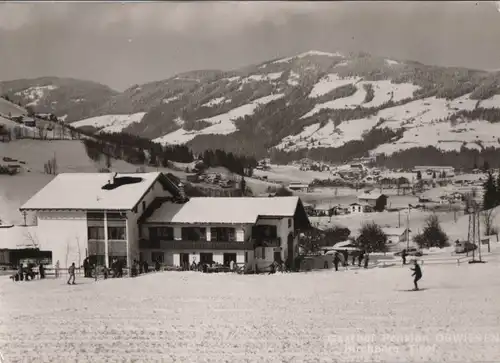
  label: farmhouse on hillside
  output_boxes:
[382,227,410,244]
[348,202,372,214]
[19,172,311,272]
[358,191,388,211]
[287,182,310,192]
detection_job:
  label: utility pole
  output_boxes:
[398,210,401,228]
[406,205,411,250]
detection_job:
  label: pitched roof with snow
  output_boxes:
[146,196,302,224]
[358,192,385,200]
[382,227,408,236]
[20,172,170,211]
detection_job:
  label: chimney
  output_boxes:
[178,182,186,201]
[109,172,118,185]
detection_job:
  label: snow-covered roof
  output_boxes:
[358,192,384,200]
[382,227,408,236]
[20,172,166,211]
[146,196,302,224]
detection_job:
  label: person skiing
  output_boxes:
[67,262,76,285]
[410,260,422,290]
[401,249,408,265]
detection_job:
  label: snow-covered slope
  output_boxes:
[0,97,27,118]
[154,94,285,145]
[71,112,146,134]
[6,51,500,161]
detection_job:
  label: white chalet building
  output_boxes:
[20,172,311,272]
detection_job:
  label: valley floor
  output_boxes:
[1,254,500,362]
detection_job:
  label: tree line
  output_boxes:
[77,127,257,176]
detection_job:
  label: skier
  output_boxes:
[410,260,422,290]
[67,262,76,285]
[401,249,408,265]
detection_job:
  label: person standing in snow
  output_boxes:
[401,249,408,265]
[55,260,60,278]
[333,253,340,271]
[358,250,365,267]
[410,260,422,290]
[364,252,370,269]
[67,262,76,285]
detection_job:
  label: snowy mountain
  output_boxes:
[3,50,500,162]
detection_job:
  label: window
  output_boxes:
[252,225,277,239]
[152,251,164,263]
[108,226,126,240]
[210,227,235,242]
[181,227,206,241]
[288,218,292,228]
[88,226,105,240]
[150,227,174,240]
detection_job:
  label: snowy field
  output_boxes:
[1,255,500,362]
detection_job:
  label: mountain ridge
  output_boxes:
[3,50,500,164]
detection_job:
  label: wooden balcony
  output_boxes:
[252,238,281,248]
[139,238,253,250]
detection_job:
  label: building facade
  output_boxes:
[19,172,181,268]
[20,172,311,272]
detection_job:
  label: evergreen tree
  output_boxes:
[357,222,387,253]
[414,215,449,248]
[482,172,497,210]
[239,177,246,196]
[432,171,437,179]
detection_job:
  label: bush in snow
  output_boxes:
[413,215,449,249]
[356,222,387,253]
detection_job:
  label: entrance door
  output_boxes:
[273,250,282,263]
[200,253,213,265]
[287,233,294,267]
[223,253,237,266]
[180,253,190,269]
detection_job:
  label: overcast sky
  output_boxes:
[1,1,500,91]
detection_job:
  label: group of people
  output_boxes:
[332,249,370,271]
[11,262,46,282]
[130,258,161,277]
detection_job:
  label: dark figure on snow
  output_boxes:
[18,264,24,281]
[143,260,149,273]
[155,259,161,272]
[67,262,76,285]
[358,251,365,267]
[131,261,138,277]
[83,258,90,278]
[39,263,45,279]
[342,250,348,266]
[364,253,369,269]
[351,252,356,266]
[401,249,408,265]
[333,253,340,271]
[410,260,422,290]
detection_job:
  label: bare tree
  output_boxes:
[24,229,40,248]
[75,236,82,268]
[481,209,497,236]
[44,155,58,175]
[37,124,48,140]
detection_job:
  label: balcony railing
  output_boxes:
[252,238,281,248]
[139,239,253,250]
